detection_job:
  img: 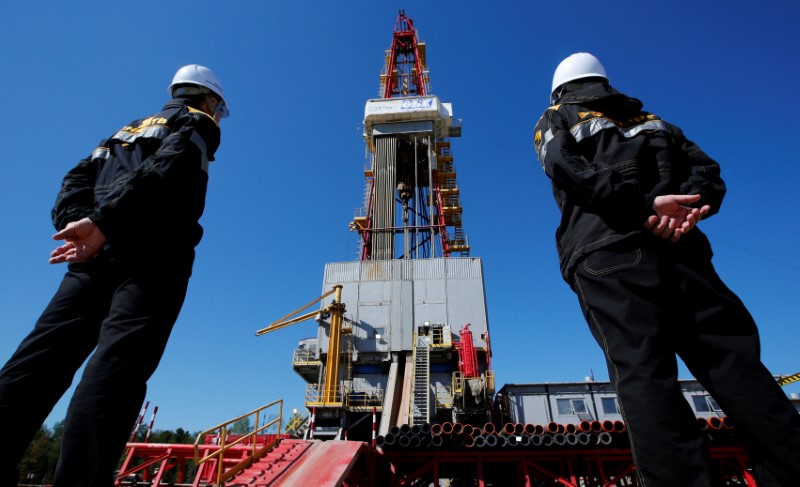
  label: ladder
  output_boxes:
[411,336,430,425]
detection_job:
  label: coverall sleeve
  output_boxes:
[51,144,105,231]
[89,110,217,239]
[672,123,726,218]
[534,108,645,215]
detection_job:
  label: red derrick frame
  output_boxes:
[383,10,427,98]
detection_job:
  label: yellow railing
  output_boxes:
[451,371,463,398]
[485,370,495,394]
[435,384,453,409]
[284,413,308,435]
[305,383,342,406]
[429,326,453,348]
[342,385,384,410]
[193,400,283,485]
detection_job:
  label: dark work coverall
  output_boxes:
[533,81,800,486]
[0,97,220,487]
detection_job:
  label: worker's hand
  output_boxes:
[644,194,710,243]
[49,217,106,264]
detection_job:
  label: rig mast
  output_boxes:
[352,10,468,261]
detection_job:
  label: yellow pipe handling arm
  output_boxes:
[254,287,337,336]
[255,285,346,406]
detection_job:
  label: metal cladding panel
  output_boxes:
[391,279,414,350]
[360,260,392,282]
[373,120,434,136]
[323,262,361,284]
[445,258,483,279]
[319,258,489,353]
[508,393,552,425]
[412,258,445,279]
[444,258,489,347]
[412,260,449,326]
[413,279,447,325]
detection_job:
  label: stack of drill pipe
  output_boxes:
[379,420,633,451]
[376,423,434,450]
[425,421,475,449]
[513,422,630,449]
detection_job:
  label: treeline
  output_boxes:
[18,422,198,485]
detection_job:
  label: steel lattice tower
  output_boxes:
[352,10,468,261]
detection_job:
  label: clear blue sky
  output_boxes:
[2,2,798,433]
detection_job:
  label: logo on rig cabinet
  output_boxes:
[400,97,435,110]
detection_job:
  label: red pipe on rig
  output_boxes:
[130,400,149,442]
[545,421,561,434]
[144,406,158,443]
[707,416,723,430]
[721,416,734,430]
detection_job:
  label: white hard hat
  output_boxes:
[551,52,607,96]
[168,64,229,118]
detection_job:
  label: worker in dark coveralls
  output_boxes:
[533,52,800,486]
[0,64,228,486]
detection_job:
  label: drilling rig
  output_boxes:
[259,10,494,441]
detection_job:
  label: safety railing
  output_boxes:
[284,412,309,436]
[429,326,453,348]
[342,384,385,411]
[451,371,463,398]
[193,399,283,486]
[292,347,320,366]
[434,384,453,409]
[305,383,342,406]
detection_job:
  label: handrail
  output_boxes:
[193,399,283,485]
[485,370,495,393]
[305,383,341,405]
[342,384,385,410]
[292,347,320,365]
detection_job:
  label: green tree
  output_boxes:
[230,416,253,435]
[18,421,62,485]
[18,426,50,485]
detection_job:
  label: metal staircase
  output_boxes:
[411,335,431,425]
